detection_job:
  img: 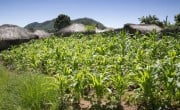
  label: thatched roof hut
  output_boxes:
[59,23,86,34]
[124,23,162,34]
[0,24,37,40]
[34,30,51,38]
[0,24,38,51]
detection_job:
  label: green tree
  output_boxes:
[138,15,163,27]
[163,16,171,27]
[54,14,71,31]
[174,13,180,26]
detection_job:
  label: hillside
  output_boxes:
[24,19,55,32]
[72,18,106,29]
[25,18,106,32]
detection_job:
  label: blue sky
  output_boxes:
[0,0,179,28]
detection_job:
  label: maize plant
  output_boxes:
[0,31,179,109]
[111,74,127,104]
[53,74,72,109]
[134,68,158,109]
[87,72,110,104]
[72,70,89,102]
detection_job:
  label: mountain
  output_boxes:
[72,18,106,29]
[25,18,106,32]
[25,19,55,32]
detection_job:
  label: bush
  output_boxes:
[160,26,180,38]
[175,13,180,26]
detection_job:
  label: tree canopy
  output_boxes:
[174,13,180,26]
[138,15,163,27]
[54,14,71,31]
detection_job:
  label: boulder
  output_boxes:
[0,24,38,51]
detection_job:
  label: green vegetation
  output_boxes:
[138,15,163,27]
[161,25,180,38]
[162,16,171,27]
[25,17,106,32]
[85,24,96,32]
[25,20,56,32]
[72,18,106,29]
[137,14,180,38]
[54,14,71,31]
[0,72,59,109]
[0,32,180,109]
[160,14,180,38]
[175,13,180,26]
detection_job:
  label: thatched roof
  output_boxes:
[34,30,51,38]
[95,28,113,33]
[59,23,86,33]
[0,24,38,51]
[124,23,162,34]
[0,24,37,40]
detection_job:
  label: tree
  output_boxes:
[54,14,71,31]
[138,15,163,27]
[163,16,171,27]
[174,13,180,26]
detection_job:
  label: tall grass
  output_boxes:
[0,69,59,110]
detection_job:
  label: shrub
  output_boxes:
[160,26,180,38]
